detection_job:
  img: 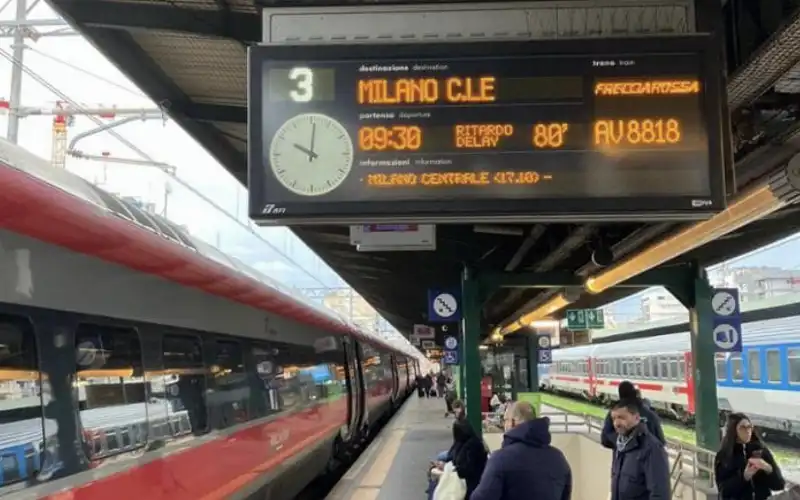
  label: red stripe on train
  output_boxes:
[44,398,349,500]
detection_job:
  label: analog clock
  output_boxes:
[269,113,354,197]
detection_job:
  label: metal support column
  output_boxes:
[663,263,720,452]
[688,271,721,452]
[461,267,484,437]
[526,335,539,392]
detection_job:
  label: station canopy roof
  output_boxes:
[49,0,800,339]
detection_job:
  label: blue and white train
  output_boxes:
[541,315,800,438]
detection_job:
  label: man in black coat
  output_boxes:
[602,381,666,448]
[609,399,670,500]
[471,401,572,500]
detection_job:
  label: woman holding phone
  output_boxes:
[714,413,786,499]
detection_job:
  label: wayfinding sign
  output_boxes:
[248,36,726,225]
[711,288,742,352]
[537,334,553,364]
[428,289,462,323]
[566,309,605,330]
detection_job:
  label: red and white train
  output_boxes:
[542,336,695,422]
[0,137,420,499]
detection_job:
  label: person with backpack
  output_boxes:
[601,381,665,449]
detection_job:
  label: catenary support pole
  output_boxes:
[6,0,25,143]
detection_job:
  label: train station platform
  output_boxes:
[328,395,728,500]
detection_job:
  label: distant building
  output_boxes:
[640,289,685,322]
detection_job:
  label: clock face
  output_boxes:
[269,113,354,197]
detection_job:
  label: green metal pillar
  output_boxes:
[526,335,539,391]
[687,272,721,451]
[461,267,484,437]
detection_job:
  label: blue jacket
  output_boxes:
[611,424,671,500]
[602,403,666,449]
[471,417,572,500]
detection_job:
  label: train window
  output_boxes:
[209,341,249,429]
[643,357,651,378]
[715,354,727,380]
[635,359,643,378]
[0,314,43,489]
[251,344,280,417]
[730,354,743,382]
[789,348,800,384]
[677,357,685,380]
[747,350,760,382]
[74,324,146,459]
[669,357,678,380]
[659,357,668,379]
[766,350,781,383]
[161,334,207,437]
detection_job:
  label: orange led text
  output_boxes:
[455,124,513,149]
[357,77,496,105]
[594,80,700,96]
[532,123,569,149]
[594,118,682,147]
[365,171,549,187]
[359,126,422,151]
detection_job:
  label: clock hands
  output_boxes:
[292,122,319,162]
[292,143,319,161]
[310,123,317,159]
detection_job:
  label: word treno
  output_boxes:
[357,76,496,105]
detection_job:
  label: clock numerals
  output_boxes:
[269,113,354,197]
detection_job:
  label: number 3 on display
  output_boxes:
[289,67,313,102]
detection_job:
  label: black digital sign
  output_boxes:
[248,36,728,225]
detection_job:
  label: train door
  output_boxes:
[683,351,696,414]
[587,357,597,400]
[390,355,400,404]
[354,341,371,435]
[342,337,364,443]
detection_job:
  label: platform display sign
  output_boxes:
[248,36,726,225]
[711,288,742,353]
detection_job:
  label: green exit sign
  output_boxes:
[566,309,605,331]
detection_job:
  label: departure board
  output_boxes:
[248,36,727,225]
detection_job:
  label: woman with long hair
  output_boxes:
[714,413,785,499]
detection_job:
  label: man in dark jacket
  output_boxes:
[609,399,670,500]
[602,381,665,448]
[471,401,572,500]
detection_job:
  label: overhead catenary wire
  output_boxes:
[0,46,334,291]
[25,46,146,99]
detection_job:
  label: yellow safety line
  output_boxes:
[349,428,407,498]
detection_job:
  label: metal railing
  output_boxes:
[481,409,798,499]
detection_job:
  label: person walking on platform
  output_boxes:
[602,381,665,449]
[444,376,457,416]
[714,412,785,500]
[436,371,447,398]
[471,401,572,500]
[608,399,670,500]
[425,373,434,398]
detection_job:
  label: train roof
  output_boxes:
[0,138,418,358]
[552,315,800,361]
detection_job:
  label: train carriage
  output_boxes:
[544,315,800,437]
[0,137,420,499]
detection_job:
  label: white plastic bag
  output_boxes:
[432,462,467,500]
[771,486,800,500]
